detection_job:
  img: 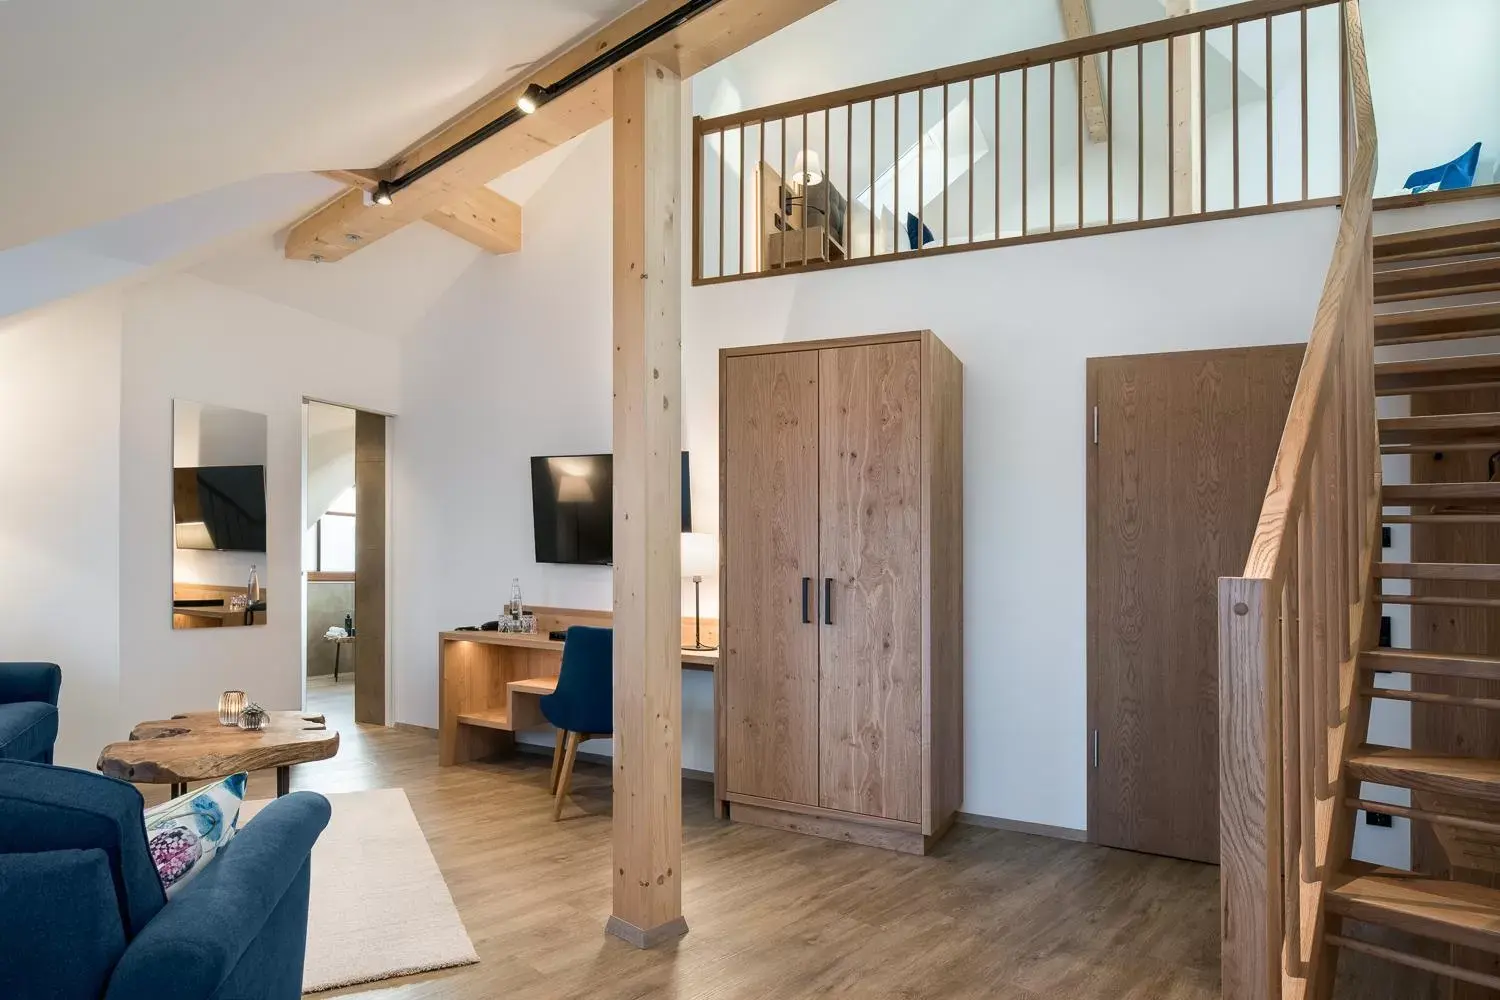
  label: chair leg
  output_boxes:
[553,731,582,821]
[549,728,566,793]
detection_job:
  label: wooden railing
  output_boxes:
[1218,2,1376,997]
[692,0,1355,284]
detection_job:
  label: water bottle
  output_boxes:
[509,577,524,620]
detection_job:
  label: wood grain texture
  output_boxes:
[1374,218,1500,263]
[286,0,835,262]
[1348,747,1500,802]
[1328,864,1500,955]
[1375,258,1500,304]
[721,350,821,807]
[98,711,338,783]
[818,341,923,824]
[610,57,685,945]
[1089,345,1302,864]
[1375,303,1500,347]
[922,332,965,836]
[355,409,387,726]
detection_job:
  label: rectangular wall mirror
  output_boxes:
[172,400,269,629]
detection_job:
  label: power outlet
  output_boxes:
[1365,810,1394,828]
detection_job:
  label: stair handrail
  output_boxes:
[1219,2,1377,999]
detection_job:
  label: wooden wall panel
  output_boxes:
[923,332,965,835]
[722,351,822,807]
[1088,345,1302,863]
[818,341,923,824]
[354,410,387,726]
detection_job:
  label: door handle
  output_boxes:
[801,577,812,624]
[823,578,834,625]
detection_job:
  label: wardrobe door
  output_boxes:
[817,342,923,823]
[723,350,822,806]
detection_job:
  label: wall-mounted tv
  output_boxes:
[173,465,268,552]
[530,452,690,565]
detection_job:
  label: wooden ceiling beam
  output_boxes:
[286,0,835,262]
[1058,0,1109,144]
[313,171,522,258]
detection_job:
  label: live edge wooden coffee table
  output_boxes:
[98,711,339,798]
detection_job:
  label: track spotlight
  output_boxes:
[517,83,547,115]
[372,181,393,206]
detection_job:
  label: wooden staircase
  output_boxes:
[1224,208,1500,995]
[1217,4,1500,997]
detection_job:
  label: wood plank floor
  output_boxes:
[170,680,1225,999]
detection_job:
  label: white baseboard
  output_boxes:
[956,812,1088,843]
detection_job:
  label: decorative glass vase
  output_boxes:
[218,691,247,726]
[239,704,268,731]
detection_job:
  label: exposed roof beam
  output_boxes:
[286,0,835,262]
[315,171,522,257]
[423,187,523,255]
[1168,0,1201,214]
[1057,0,1109,144]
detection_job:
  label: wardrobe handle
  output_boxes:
[823,578,834,625]
[801,577,812,624]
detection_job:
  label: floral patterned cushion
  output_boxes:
[142,772,248,896]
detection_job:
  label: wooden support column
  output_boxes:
[1169,0,1202,214]
[606,56,687,951]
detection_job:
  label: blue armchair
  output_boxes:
[0,662,61,763]
[0,759,331,1000]
[540,625,612,821]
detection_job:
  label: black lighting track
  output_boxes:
[375,0,727,204]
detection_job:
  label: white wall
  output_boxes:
[391,122,719,770]
[117,274,399,731]
[0,293,123,768]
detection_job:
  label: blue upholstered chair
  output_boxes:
[539,625,612,821]
[0,759,331,1000]
[0,662,61,763]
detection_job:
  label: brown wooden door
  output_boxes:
[723,350,822,806]
[1088,345,1302,863]
[818,342,923,823]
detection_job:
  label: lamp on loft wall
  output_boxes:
[681,532,718,651]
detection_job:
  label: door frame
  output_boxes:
[1085,344,1303,859]
[300,397,394,727]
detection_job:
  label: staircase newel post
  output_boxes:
[1221,575,1284,1000]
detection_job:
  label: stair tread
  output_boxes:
[1376,354,1500,377]
[1327,863,1500,952]
[1376,219,1500,263]
[1376,257,1500,304]
[1382,482,1500,500]
[1347,746,1500,801]
[1375,303,1500,346]
[1375,561,1500,581]
[1380,412,1500,430]
[1362,649,1500,680]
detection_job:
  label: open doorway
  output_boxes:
[303,401,388,725]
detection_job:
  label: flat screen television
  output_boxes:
[173,465,267,552]
[531,452,690,565]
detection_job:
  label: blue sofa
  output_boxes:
[0,662,60,763]
[0,759,331,1000]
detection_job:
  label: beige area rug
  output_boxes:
[243,788,479,993]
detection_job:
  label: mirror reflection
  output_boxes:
[172,400,269,629]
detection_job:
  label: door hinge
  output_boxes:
[1092,405,1099,445]
[1092,729,1099,768]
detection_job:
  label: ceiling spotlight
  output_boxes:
[372,181,393,206]
[517,83,547,115]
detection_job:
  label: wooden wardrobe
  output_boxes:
[716,330,963,855]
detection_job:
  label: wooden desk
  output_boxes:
[438,609,717,766]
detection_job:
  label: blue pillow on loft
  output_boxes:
[905,212,935,250]
[1404,142,1482,194]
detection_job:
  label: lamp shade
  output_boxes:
[681,532,718,579]
[792,149,823,187]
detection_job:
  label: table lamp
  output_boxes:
[681,532,718,651]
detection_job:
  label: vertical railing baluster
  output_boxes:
[1050,60,1057,233]
[1077,56,1085,230]
[1233,20,1241,209]
[969,77,976,244]
[800,113,809,266]
[918,91,926,250]
[1107,48,1114,226]
[1296,506,1317,880]
[1168,32,1176,218]
[893,96,900,254]
[779,117,788,270]
[1340,0,1350,192]
[1308,442,1330,799]
[1022,69,1030,236]
[943,82,950,246]
[718,128,726,277]
[1280,564,1302,976]
[995,72,1002,240]
[737,124,745,274]
[1301,8,1310,202]
[1200,29,1208,212]
[1137,43,1144,221]
[845,104,852,259]
[1266,15,1275,206]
